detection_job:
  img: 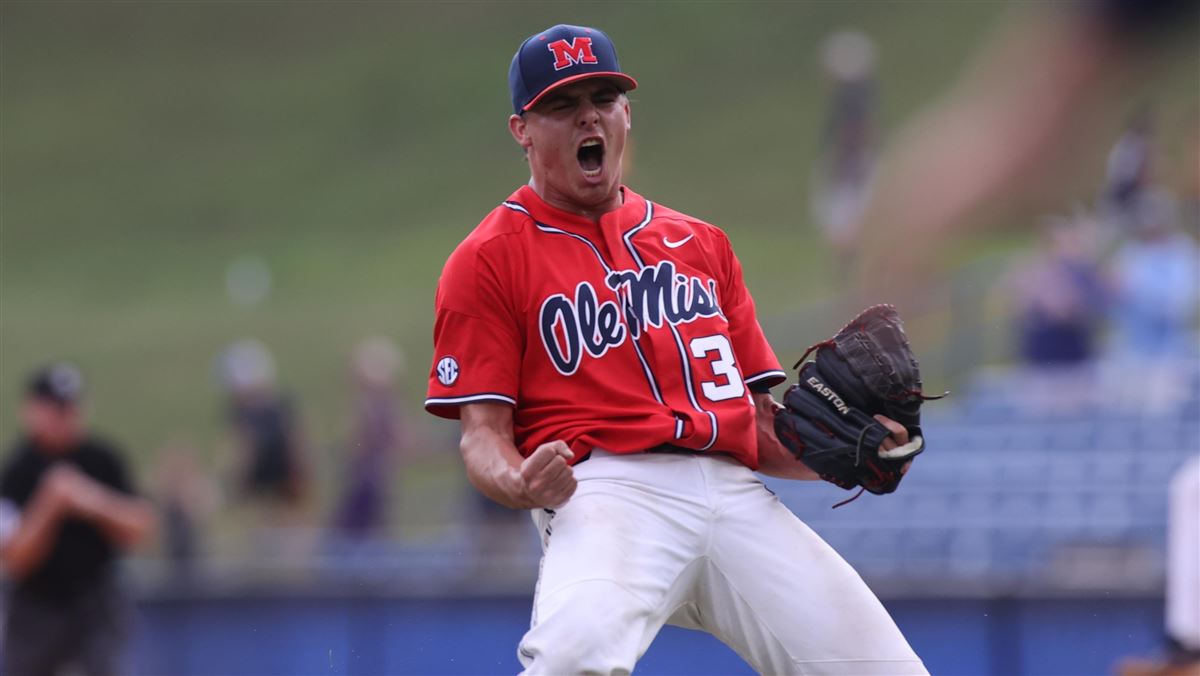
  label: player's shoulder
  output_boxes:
[468,200,534,244]
[436,191,538,298]
[444,193,535,266]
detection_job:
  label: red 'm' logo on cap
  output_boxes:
[547,37,598,71]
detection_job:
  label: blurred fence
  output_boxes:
[128,593,1167,675]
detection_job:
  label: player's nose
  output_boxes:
[576,101,600,126]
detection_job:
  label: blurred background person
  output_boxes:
[1101,108,1156,235]
[219,339,309,511]
[810,29,878,278]
[216,339,314,571]
[1003,213,1110,415]
[0,363,156,676]
[331,336,405,541]
[1108,190,1199,359]
[1101,189,1200,416]
[1007,213,1109,368]
[154,441,219,588]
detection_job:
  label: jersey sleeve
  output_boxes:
[716,230,787,392]
[425,237,524,419]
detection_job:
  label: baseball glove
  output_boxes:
[773,304,944,505]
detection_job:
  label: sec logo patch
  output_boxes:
[436,356,460,386]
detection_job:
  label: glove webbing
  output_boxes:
[794,338,948,403]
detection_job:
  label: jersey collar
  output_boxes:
[511,184,647,235]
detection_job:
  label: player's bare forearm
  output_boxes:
[459,403,528,507]
[459,402,577,509]
[751,393,818,481]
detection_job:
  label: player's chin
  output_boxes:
[578,158,623,191]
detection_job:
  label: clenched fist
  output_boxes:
[519,441,577,508]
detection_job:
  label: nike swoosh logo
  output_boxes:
[663,235,693,249]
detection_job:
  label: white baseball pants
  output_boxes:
[1167,455,1200,651]
[517,449,927,675]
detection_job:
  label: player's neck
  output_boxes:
[528,178,624,223]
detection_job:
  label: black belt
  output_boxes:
[575,444,723,465]
[646,443,710,456]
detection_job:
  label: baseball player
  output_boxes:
[426,24,926,675]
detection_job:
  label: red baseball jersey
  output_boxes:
[425,185,786,469]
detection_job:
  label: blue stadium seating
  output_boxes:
[766,358,1200,592]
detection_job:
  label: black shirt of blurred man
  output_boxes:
[0,363,156,676]
[2,438,133,601]
[232,394,303,502]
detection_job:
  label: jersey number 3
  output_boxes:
[689,335,745,402]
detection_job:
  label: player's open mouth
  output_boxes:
[577,138,604,177]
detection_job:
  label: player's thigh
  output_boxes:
[531,477,703,611]
[520,478,705,673]
[703,487,925,674]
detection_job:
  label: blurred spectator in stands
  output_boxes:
[218,340,309,509]
[332,337,405,540]
[1109,190,1199,358]
[1101,108,1155,234]
[0,363,156,675]
[154,442,219,586]
[811,29,877,277]
[1008,214,1108,366]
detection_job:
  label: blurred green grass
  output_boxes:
[1,2,1194,531]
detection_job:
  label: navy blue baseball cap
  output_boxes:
[509,24,638,115]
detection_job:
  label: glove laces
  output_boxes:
[832,487,866,509]
[828,424,875,509]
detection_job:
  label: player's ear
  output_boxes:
[623,95,632,131]
[508,114,533,151]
